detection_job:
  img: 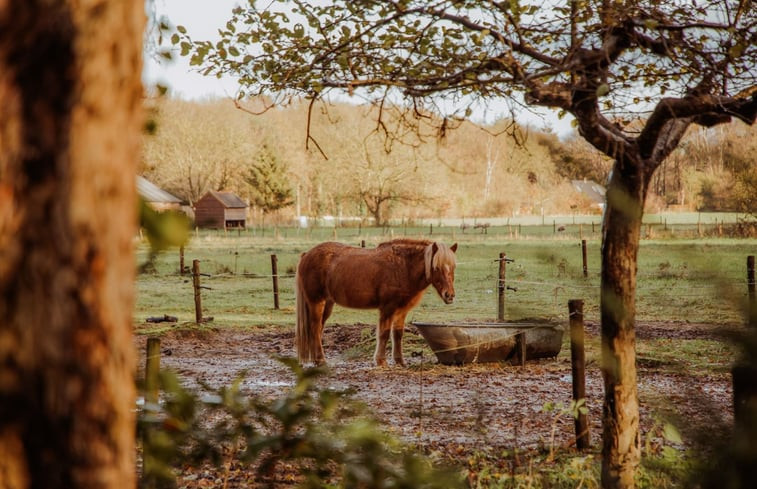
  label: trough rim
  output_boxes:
[410,320,563,330]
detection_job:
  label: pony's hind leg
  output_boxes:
[374,312,392,367]
[309,301,328,366]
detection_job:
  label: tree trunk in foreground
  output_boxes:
[0,1,143,488]
[600,159,647,488]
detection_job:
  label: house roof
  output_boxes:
[137,176,182,204]
[205,190,248,209]
[571,179,606,204]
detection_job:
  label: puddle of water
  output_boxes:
[244,379,292,388]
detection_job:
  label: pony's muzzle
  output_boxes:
[443,292,455,304]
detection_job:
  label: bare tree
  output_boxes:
[176,4,756,484]
[0,1,143,488]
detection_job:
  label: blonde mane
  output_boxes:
[424,242,457,280]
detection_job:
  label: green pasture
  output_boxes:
[135,224,756,331]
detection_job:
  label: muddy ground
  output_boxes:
[135,321,734,485]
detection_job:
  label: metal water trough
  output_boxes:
[411,321,565,365]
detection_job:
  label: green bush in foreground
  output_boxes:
[138,358,463,488]
[138,357,701,488]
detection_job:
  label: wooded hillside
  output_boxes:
[141,98,756,224]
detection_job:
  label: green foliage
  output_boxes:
[245,143,294,214]
[138,198,190,273]
[139,358,463,488]
[139,200,190,251]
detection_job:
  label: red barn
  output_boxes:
[194,191,248,229]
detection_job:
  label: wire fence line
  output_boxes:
[140,234,754,327]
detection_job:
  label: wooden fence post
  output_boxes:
[179,245,184,275]
[581,240,588,278]
[733,364,757,431]
[498,252,507,321]
[143,337,161,489]
[569,299,590,450]
[514,332,526,367]
[748,255,756,328]
[192,259,202,323]
[361,239,365,248]
[271,254,280,310]
[145,338,161,405]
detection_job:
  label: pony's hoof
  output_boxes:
[375,359,388,368]
[394,359,406,367]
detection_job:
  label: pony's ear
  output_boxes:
[450,243,458,253]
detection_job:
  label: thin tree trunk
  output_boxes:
[0,1,143,488]
[600,160,645,488]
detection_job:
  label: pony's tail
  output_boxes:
[295,268,314,364]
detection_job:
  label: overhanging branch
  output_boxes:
[639,92,757,156]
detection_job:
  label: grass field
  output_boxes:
[134,221,756,331]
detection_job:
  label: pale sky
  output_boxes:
[143,0,574,138]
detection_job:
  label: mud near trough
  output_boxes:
[136,320,735,456]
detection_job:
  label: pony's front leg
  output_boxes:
[374,313,392,367]
[391,312,409,367]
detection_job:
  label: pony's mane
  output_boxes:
[376,239,455,280]
[424,242,456,280]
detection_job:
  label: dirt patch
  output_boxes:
[136,320,734,457]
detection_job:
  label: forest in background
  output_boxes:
[141,97,756,225]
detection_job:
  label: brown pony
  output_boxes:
[295,239,458,366]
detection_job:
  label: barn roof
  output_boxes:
[206,190,248,208]
[137,176,182,204]
[571,179,606,205]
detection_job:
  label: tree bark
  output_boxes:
[0,1,143,488]
[600,157,646,488]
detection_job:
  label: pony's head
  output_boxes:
[424,242,458,304]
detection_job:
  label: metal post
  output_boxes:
[192,259,202,323]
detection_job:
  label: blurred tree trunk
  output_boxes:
[600,158,646,488]
[0,1,143,488]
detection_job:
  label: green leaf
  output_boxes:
[176,25,187,34]
[663,423,682,444]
